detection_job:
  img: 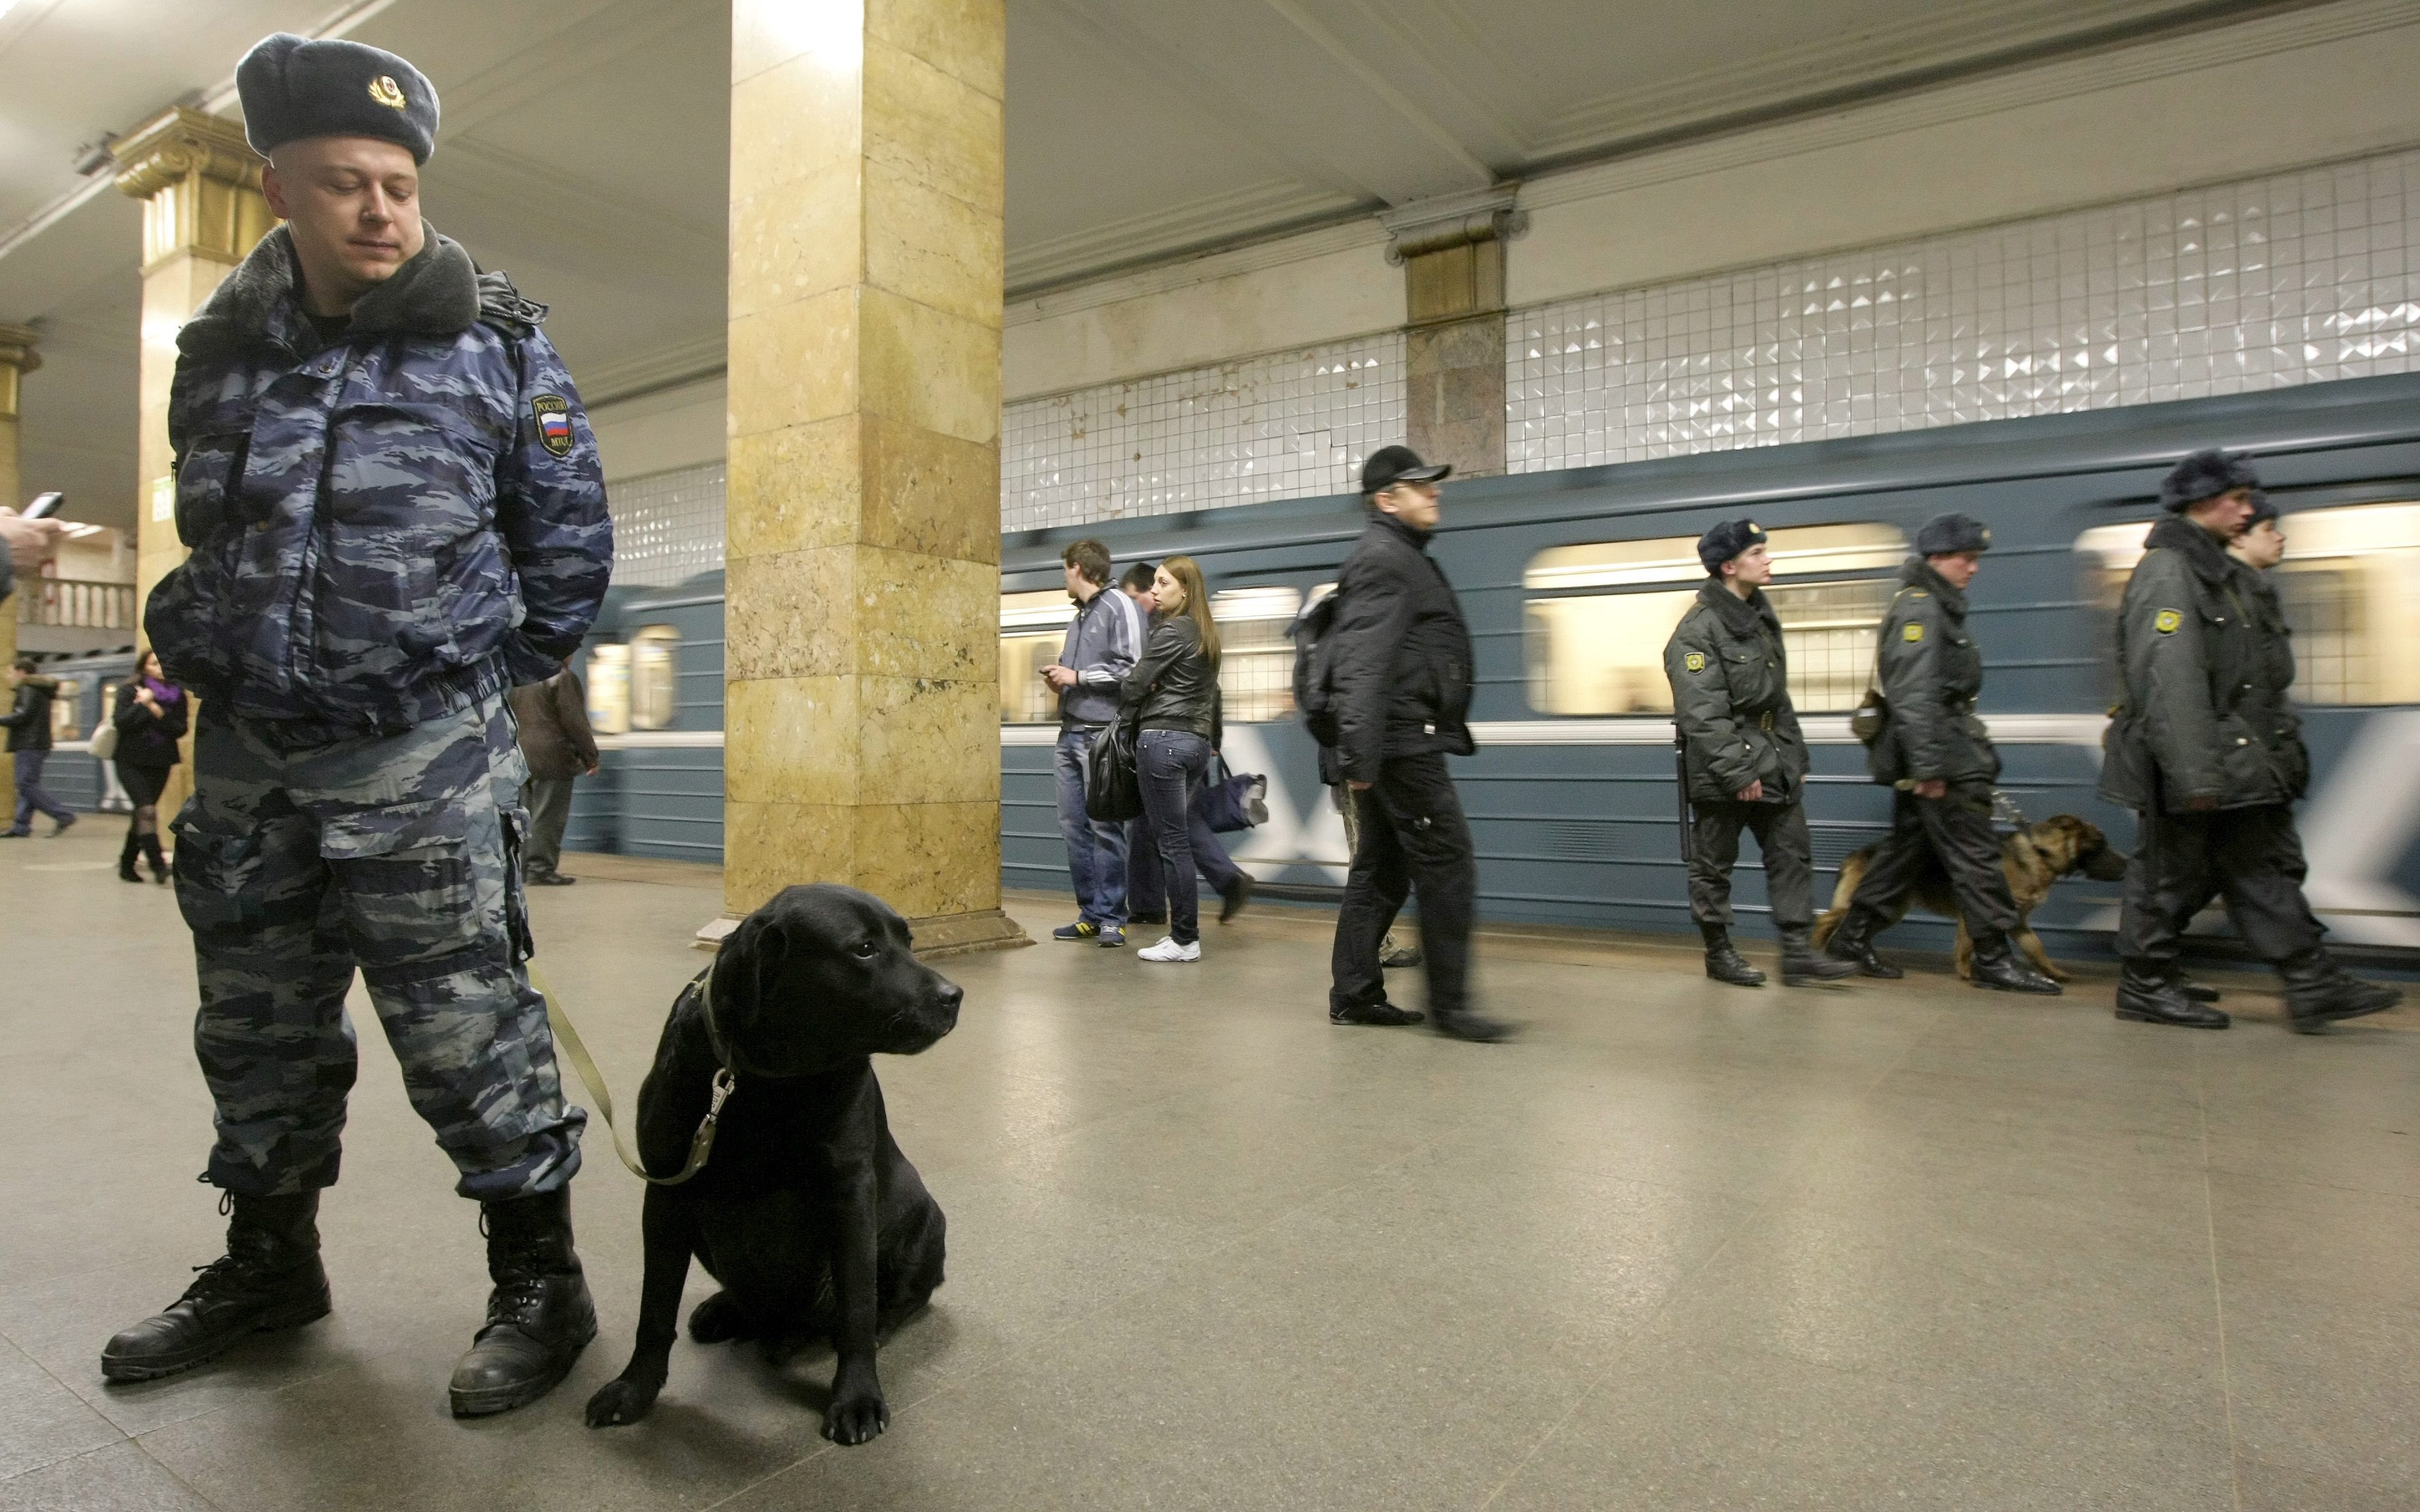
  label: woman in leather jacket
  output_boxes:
[1120,555,1222,963]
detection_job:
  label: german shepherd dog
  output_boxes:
[1811,814,2130,982]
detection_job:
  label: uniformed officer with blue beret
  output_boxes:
[102,32,612,1416]
[2100,451,2399,1031]
[1663,520,1855,987]
[1822,513,2061,992]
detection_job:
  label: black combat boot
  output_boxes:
[1432,1006,1516,1042]
[1968,934,2062,995]
[2278,950,2401,1034]
[2115,962,2229,1029]
[1779,927,1856,986]
[2172,971,2221,1004]
[1821,910,1903,979]
[1700,923,1766,987]
[117,833,143,882]
[449,1188,597,1417]
[101,1192,331,1382]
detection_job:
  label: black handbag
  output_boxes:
[1081,720,1143,823]
[1195,754,1269,834]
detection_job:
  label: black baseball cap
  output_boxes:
[1360,445,1452,495]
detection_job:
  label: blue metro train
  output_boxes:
[46,373,2420,966]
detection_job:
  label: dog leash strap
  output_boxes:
[529,964,733,1187]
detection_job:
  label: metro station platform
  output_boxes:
[4,831,2416,1511]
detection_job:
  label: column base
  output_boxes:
[693,907,1034,957]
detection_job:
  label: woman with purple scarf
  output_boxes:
[111,650,187,884]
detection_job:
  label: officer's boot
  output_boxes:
[449,1188,598,1417]
[1821,909,1903,979]
[101,1192,331,1382]
[2171,971,2221,1004]
[2114,961,2230,1029]
[1779,927,1857,986]
[1700,923,1765,987]
[1968,933,2063,995]
[2277,949,2401,1034]
[116,833,142,882]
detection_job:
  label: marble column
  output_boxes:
[0,325,37,673]
[1385,187,1524,479]
[722,0,1026,951]
[112,108,274,824]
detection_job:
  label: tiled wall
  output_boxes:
[1509,149,2420,472]
[606,461,726,587]
[1001,334,1406,532]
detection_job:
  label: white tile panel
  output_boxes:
[1002,333,1406,532]
[1508,149,2420,472]
[606,462,726,587]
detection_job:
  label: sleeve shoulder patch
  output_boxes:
[1902,622,1924,643]
[1684,651,1706,673]
[531,394,574,457]
[2154,608,2182,634]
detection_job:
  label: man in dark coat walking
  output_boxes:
[1822,514,2059,993]
[509,661,600,885]
[1321,446,1510,1042]
[1663,520,1854,987]
[2101,450,2398,1031]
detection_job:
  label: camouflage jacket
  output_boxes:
[146,225,611,735]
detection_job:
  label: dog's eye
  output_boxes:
[852,940,878,959]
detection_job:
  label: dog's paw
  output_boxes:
[822,1393,890,1446]
[688,1290,754,1344]
[584,1377,660,1428]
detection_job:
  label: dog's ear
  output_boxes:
[711,908,792,1038]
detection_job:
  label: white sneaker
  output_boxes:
[1137,936,1201,963]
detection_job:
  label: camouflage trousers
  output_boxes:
[171,694,585,1200]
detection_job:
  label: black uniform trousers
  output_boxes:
[1687,798,1817,931]
[1845,778,2020,939]
[1331,752,1475,1017]
[2116,803,2323,968]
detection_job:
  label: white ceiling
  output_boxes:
[0,0,2312,533]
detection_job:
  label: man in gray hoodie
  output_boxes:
[1040,538,1143,945]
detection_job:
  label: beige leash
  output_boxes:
[530,964,735,1187]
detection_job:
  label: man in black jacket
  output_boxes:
[1822,515,2058,993]
[1322,446,1510,1042]
[2,658,76,838]
[2103,450,2398,1031]
[1663,521,1855,987]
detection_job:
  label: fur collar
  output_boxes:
[2144,513,2236,586]
[178,223,485,358]
[1899,556,1967,617]
[1698,578,1780,640]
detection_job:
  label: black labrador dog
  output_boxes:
[584,884,963,1444]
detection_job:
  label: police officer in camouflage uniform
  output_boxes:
[1822,514,2061,994]
[1663,521,1855,987]
[101,35,613,1417]
[2102,450,2398,1032]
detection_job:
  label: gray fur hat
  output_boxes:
[2158,448,2259,512]
[2246,489,2280,526]
[1915,513,1991,556]
[1697,518,1767,574]
[237,33,439,165]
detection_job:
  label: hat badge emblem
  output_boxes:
[368,75,408,111]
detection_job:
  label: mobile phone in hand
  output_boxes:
[20,492,63,520]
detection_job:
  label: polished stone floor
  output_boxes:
[4,825,2416,1511]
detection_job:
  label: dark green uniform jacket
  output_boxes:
[1868,558,1997,787]
[2100,515,2296,813]
[1663,580,1806,805]
[2234,562,2309,799]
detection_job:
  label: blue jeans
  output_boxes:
[1137,729,1214,945]
[1127,798,1242,918]
[1054,726,1128,926]
[12,749,72,831]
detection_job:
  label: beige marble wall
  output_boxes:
[725,0,1024,948]
[1402,234,1508,480]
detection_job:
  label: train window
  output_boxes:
[1524,523,1907,716]
[1212,586,1303,724]
[629,625,680,730]
[49,679,80,742]
[1001,589,1076,724]
[2076,502,2420,706]
[586,643,631,735]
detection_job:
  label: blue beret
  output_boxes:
[238,33,440,165]
[1915,513,1991,555]
[2159,448,2259,511]
[1698,519,1767,574]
